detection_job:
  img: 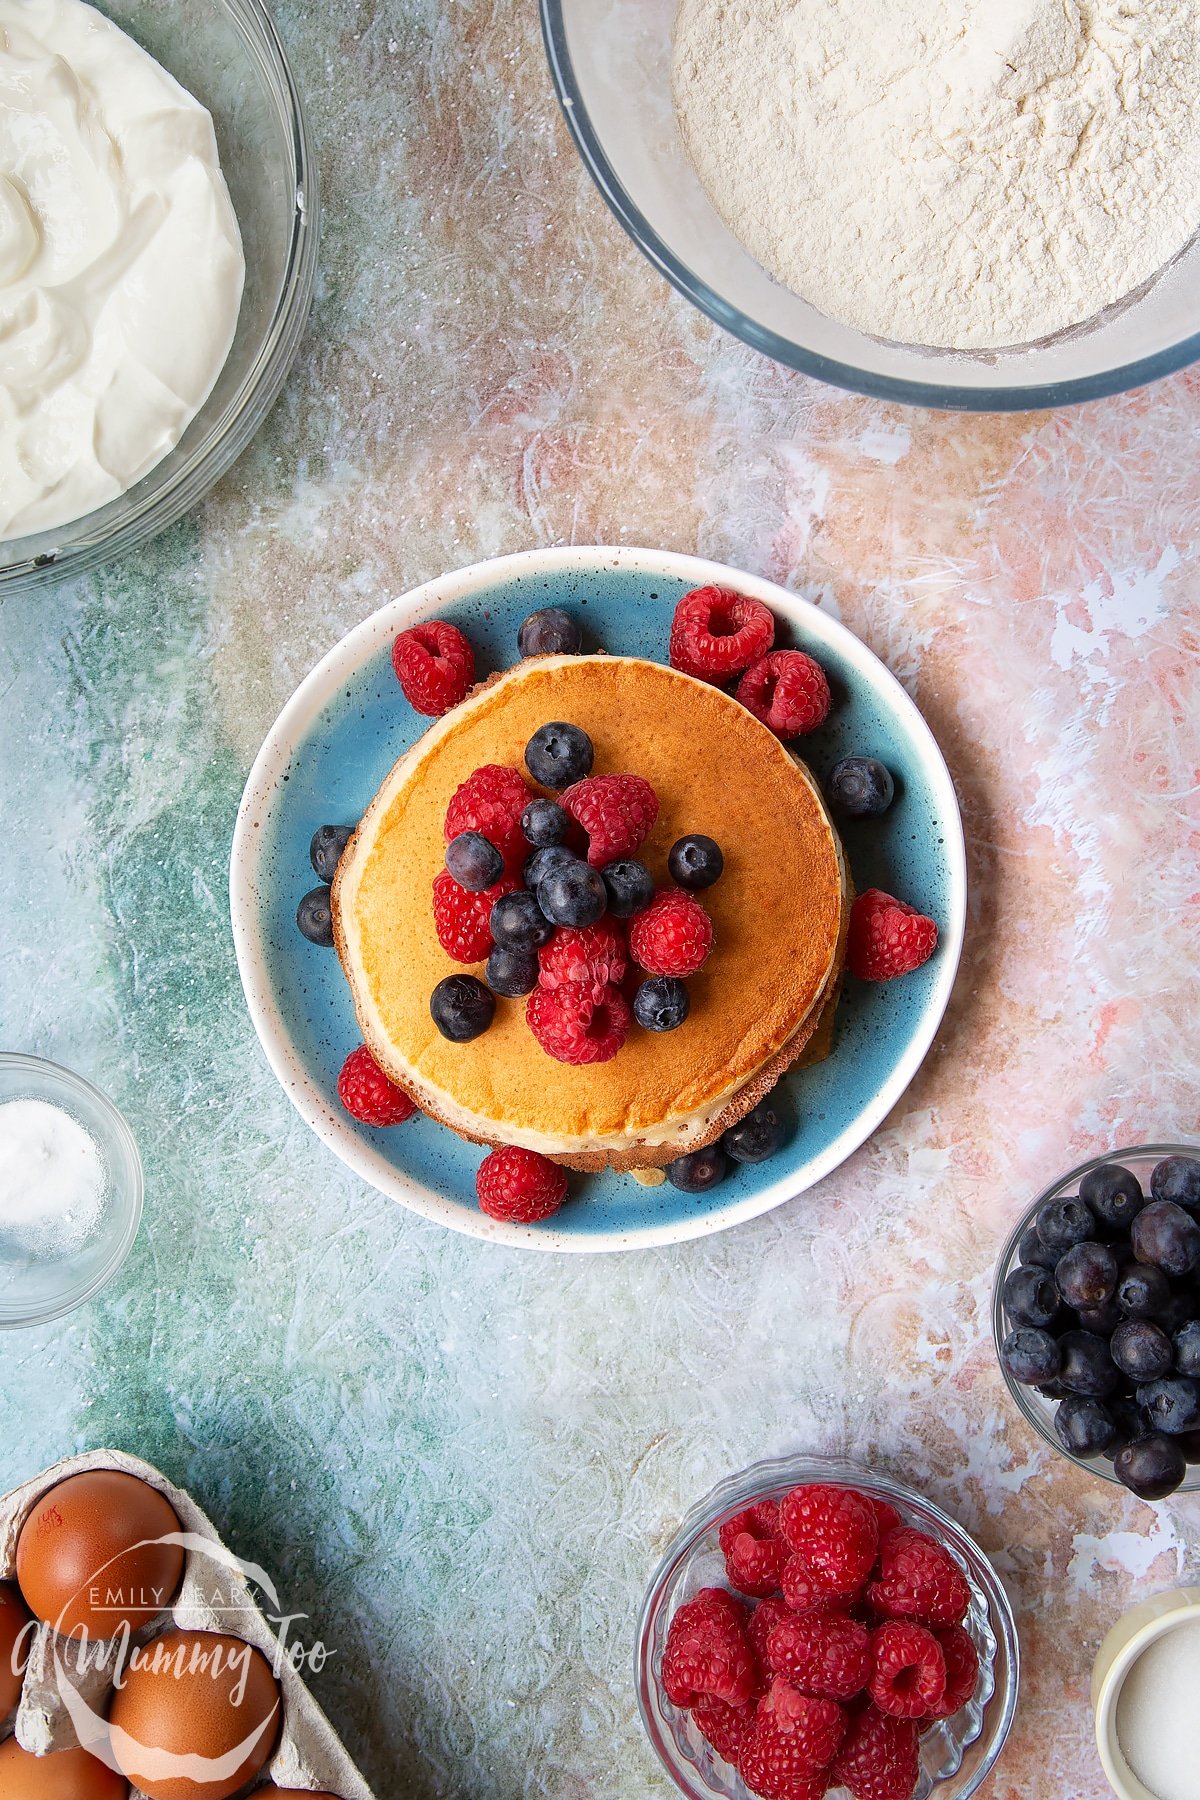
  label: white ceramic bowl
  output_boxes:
[1092,1588,1200,1800]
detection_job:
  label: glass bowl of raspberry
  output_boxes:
[993,1144,1200,1502]
[635,1454,1018,1800]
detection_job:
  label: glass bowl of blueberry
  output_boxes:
[993,1145,1200,1500]
[636,1454,1018,1800]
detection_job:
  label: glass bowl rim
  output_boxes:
[0,1052,144,1328]
[538,0,1200,413]
[991,1141,1200,1490]
[0,0,319,595]
[634,1451,1020,1800]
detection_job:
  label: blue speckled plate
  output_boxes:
[230,547,965,1252]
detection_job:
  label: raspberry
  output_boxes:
[780,1556,843,1616]
[870,1499,903,1540]
[537,919,627,1001]
[868,1621,947,1719]
[392,619,475,715]
[867,1528,971,1630]
[922,1624,979,1721]
[669,586,775,682]
[847,890,939,983]
[739,1681,846,1799]
[560,773,659,868]
[476,1146,567,1224]
[692,1693,758,1765]
[432,869,518,963]
[830,1704,919,1800]
[719,1502,789,1599]
[628,890,713,978]
[779,1486,879,1601]
[445,765,533,871]
[663,1588,757,1709]
[736,650,831,739]
[526,981,631,1064]
[336,1045,417,1127]
[767,1610,871,1701]
[748,1597,794,1669]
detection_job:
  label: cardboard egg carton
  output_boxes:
[0,1449,374,1800]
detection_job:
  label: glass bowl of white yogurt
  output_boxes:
[0,1053,143,1327]
[541,0,1200,410]
[0,0,317,592]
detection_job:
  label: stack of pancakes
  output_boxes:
[333,655,849,1171]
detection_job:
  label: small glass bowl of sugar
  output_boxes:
[0,1053,142,1327]
[1093,1589,1200,1800]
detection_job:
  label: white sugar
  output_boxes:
[1117,1619,1200,1800]
[0,1098,107,1260]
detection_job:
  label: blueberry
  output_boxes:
[1137,1376,1200,1435]
[665,1145,728,1193]
[1036,1196,1096,1252]
[524,845,579,890]
[1076,1301,1123,1337]
[490,889,554,950]
[723,1097,787,1165]
[1174,1319,1200,1378]
[633,976,690,1034]
[1018,1226,1059,1271]
[1053,1395,1116,1459]
[430,974,495,1042]
[1155,1290,1199,1335]
[297,886,335,946]
[1002,1264,1061,1330]
[309,824,354,883]
[538,860,607,928]
[1113,1433,1187,1499]
[1132,1200,1200,1276]
[827,756,895,819]
[518,607,583,658]
[1057,1330,1119,1397]
[1080,1162,1144,1233]
[668,835,725,891]
[1055,1241,1118,1311]
[1110,1320,1174,1382]
[602,859,655,919]
[1151,1156,1200,1213]
[1116,1263,1171,1317]
[525,722,594,789]
[1175,1427,1200,1464]
[999,1327,1061,1386]
[521,798,572,848]
[1103,1397,1153,1458]
[445,830,504,892]
[485,945,539,998]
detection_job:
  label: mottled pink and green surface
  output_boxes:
[2,3,1199,1797]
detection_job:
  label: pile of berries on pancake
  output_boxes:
[662,1480,981,1800]
[296,586,940,1225]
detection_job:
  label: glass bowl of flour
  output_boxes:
[541,0,1200,409]
[0,1054,143,1327]
[0,0,317,595]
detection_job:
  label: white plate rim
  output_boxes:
[229,544,967,1254]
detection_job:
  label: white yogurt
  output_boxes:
[0,1096,106,1259]
[0,0,245,540]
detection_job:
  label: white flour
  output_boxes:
[672,0,1200,349]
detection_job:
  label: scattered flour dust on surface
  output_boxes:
[671,0,1200,349]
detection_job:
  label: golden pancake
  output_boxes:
[333,655,848,1170]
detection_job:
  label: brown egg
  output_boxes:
[108,1629,281,1800]
[0,1581,32,1714]
[0,1736,129,1800]
[16,1471,185,1640]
